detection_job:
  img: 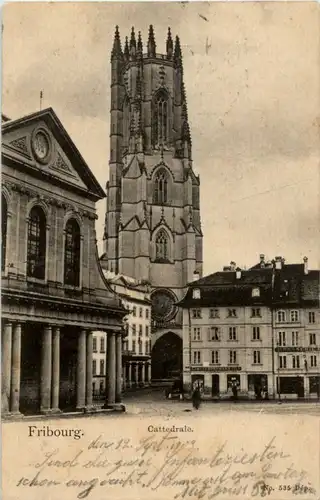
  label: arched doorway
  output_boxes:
[151,332,182,381]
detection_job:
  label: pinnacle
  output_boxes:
[147,24,156,57]
[137,31,143,54]
[111,25,123,59]
[130,26,136,49]
[124,36,129,61]
[174,35,182,66]
[166,27,173,59]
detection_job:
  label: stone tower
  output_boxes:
[102,26,203,377]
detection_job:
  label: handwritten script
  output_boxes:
[14,431,317,499]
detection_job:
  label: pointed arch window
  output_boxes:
[153,168,169,204]
[2,194,7,271]
[64,219,81,287]
[155,229,170,262]
[123,96,130,150]
[27,206,46,279]
[153,91,169,146]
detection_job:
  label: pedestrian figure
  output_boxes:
[192,385,201,410]
[231,381,238,401]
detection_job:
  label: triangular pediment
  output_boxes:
[2,108,105,200]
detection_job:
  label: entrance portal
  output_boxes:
[151,332,182,380]
[212,374,220,396]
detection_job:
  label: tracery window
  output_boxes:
[153,91,168,146]
[64,219,81,286]
[155,229,169,262]
[153,168,168,204]
[27,206,46,279]
[123,96,130,149]
[1,194,7,271]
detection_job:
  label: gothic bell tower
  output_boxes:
[102,25,203,369]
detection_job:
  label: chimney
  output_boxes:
[303,256,308,275]
[230,261,236,271]
[260,254,265,268]
[193,270,200,282]
[275,256,283,270]
[236,267,241,280]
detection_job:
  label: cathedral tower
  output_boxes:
[102,26,203,377]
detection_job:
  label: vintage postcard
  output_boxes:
[1,2,319,499]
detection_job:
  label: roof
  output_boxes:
[2,107,106,200]
[179,263,319,308]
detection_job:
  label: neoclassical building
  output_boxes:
[1,108,126,417]
[102,26,203,379]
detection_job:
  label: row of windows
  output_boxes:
[194,326,262,342]
[192,351,318,368]
[194,326,318,345]
[278,331,317,347]
[2,199,81,286]
[192,308,316,324]
[192,350,262,365]
[93,359,105,376]
[132,307,150,319]
[130,324,150,337]
[123,339,151,355]
[93,337,105,353]
[192,308,262,319]
[278,355,317,369]
[193,288,261,300]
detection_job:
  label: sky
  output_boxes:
[2,1,319,275]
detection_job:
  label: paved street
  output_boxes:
[119,388,320,418]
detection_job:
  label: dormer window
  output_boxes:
[227,308,237,318]
[252,287,260,298]
[192,288,201,299]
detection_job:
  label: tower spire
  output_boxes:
[147,24,156,58]
[111,25,123,59]
[130,26,136,58]
[166,27,173,60]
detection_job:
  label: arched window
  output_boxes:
[155,229,169,262]
[153,91,168,146]
[153,168,169,204]
[2,194,7,271]
[64,219,81,286]
[27,206,46,279]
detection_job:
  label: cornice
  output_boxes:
[2,180,98,220]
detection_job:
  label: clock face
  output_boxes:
[151,290,176,321]
[32,131,51,162]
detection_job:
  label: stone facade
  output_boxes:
[179,256,320,400]
[101,26,203,378]
[1,108,126,417]
[103,271,152,389]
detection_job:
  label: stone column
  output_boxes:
[147,362,152,385]
[76,329,86,409]
[51,326,60,412]
[122,365,126,391]
[141,361,145,385]
[40,325,52,413]
[2,322,12,413]
[128,362,132,388]
[86,331,93,408]
[135,363,139,387]
[10,322,22,414]
[107,331,116,406]
[115,334,122,403]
